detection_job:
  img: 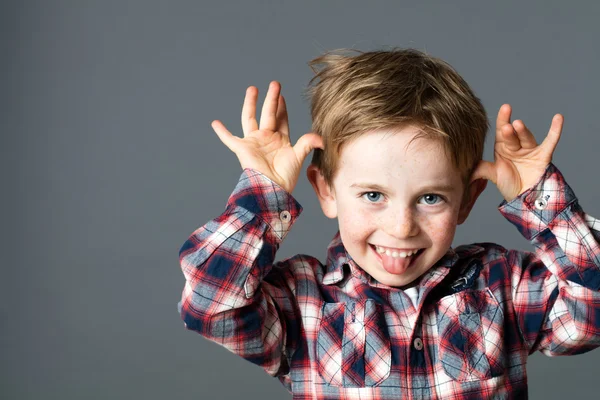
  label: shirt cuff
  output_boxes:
[498,163,577,240]
[225,168,303,241]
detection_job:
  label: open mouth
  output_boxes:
[369,245,425,271]
[370,245,424,257]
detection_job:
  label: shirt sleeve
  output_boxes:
[177,168,303,378]
[498,162,600,356]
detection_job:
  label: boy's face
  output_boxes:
[307,126,486,288]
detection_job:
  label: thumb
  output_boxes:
[470,160,496,184]
[293,133,324,163]
[211,120,239,153]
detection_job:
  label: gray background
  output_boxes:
[2,1,599,399]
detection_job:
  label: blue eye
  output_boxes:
[360,192,445,205]
[419,194,443,205]
[361,192,383,203]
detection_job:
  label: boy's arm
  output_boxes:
[177,81,322,378]
[499,162,600,355]
[472,105,600,354]
[178,167,303,377]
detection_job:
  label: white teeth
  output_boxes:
[375,246,420,258]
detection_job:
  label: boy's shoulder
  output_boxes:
[455,241,540,266]
[452,241,530,276]
[454,241,508,262]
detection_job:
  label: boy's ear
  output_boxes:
[457,178,488,225]
[306,164,338,219]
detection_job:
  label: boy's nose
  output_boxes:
[387,209,420,238]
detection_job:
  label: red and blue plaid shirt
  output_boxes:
[177,163,600,399]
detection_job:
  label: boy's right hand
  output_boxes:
[211,81,324,194]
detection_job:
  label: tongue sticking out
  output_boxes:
[380,250,418,275]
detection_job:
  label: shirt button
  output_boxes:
[413,337,424,350]
[534,196,548,210]
[280,210,291,222]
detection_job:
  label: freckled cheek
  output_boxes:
[421,215,457,243]
[338,207,374,240]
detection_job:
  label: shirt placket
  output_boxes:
[408,267,451,397]
[409,315,434,399]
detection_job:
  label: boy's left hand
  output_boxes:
[471,104,564,202]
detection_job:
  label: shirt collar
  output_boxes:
[322,231,460,286]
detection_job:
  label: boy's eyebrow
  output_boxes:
[350,182,456,193]
[350,183,390,192]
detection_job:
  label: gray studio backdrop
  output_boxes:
[3,1,599,399]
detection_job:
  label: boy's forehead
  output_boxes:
[340,132,451,169]
[343,127,441,155]
[340,131,455,176]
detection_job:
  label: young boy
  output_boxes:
[177,48,600,399]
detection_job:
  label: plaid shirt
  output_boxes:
[177,163,600,399]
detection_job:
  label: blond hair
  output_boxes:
[303,47,488,191]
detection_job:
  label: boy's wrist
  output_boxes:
[498,163,576,240]
[227,168,303,241]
